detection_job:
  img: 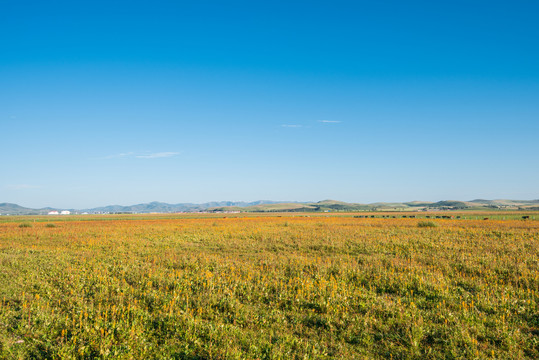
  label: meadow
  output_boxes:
[0,214,538,359]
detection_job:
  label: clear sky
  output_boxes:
[1,0,538,208]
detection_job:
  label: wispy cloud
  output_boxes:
[136,152,179,159]
[96,152,179,160]
[281,121,341,128]
[100,152,134,159]
[5,184,42,190]
[318,120,341,123]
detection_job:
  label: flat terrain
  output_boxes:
[1,214,538,359]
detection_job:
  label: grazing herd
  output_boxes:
[352,214,533,220]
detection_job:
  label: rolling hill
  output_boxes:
[2,199,539,215]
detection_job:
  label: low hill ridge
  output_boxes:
[2,199,539,215]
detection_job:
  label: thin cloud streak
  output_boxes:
[99,152,134,159]
[5,184,42,190]
[281,124,303,128]
[96,152,179,160]
[318,120,341,123]
[135,152,179,159]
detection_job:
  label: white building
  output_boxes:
[60,210,71,215]
[48,210,59,215]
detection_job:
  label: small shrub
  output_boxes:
[417,221,438,228]
[46,223,57,228]
[19,223,32,228]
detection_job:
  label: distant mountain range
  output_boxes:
[210,199,539,213]
[0,200,298,215]
[1,199,539,215]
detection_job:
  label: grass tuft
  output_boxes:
[417,220,438,228]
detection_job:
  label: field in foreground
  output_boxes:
[1,215,538,359]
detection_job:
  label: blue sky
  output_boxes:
[1,0,538,208]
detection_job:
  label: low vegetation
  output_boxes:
[1,215,538,359]
[417,220,438,228]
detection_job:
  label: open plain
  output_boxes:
[1,213,538,359]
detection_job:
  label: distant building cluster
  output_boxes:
[48,210,71,215]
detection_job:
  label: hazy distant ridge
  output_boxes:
[1,199,539,215]
[83,200,292,213]
[0,201,298,215]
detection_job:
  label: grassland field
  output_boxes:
[0,211,537,223]
[1,213,538,359]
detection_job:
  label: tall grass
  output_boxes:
[417,220,438,228]
[1,216,538,359]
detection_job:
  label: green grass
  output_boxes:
[0,216,538,359]
[417,221,438,228]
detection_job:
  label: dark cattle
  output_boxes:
[426,216,430,219]
[456,216,461,219]
[483,218,489,220]
[522,216,530,220]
